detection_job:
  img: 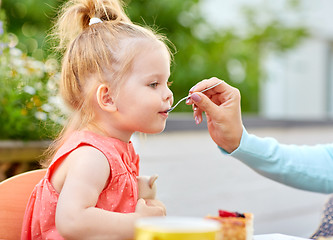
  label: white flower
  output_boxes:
[49,113,66,125]
[28,59,45,78]
[48,96,69,115]
[9,47,22,57]
[45,58,59,74]
[23,85,36,95]
[35,111,47,121]
[47,75,59,91]
[41,104,53,112]
[48,96,62,106]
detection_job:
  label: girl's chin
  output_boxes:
[140,124,166,134]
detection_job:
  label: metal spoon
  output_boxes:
[166,81,223,113]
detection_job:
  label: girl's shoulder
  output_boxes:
[48,130,139,181]
[71,131,136,153]
[48,131,117,177]
[54,130,137,163]
[62,130,122,150]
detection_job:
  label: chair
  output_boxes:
[311,194,333,239]
[0,169,46,240]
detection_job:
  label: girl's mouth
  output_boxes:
[158,111,169,117]
[159,108,170,114]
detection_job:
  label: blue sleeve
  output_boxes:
[219,127,333,193]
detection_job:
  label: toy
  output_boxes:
[137,174,158,200]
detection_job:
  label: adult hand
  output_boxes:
[186,77,243,153]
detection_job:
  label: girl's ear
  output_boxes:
[96,84,117,112]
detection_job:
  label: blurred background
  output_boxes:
[1,0,311,115]
[1,0,333,237]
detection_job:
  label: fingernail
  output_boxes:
[195,116,200,125]
[191,93,201,102]
[186,98,191,104]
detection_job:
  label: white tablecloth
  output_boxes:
[254,234,310,240]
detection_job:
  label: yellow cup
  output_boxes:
[135,216,220,240]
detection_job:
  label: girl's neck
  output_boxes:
[85,122,133,143]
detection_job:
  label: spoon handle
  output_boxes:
[197,81,223,94]
[167,81,223,113]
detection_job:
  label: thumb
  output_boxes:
[191,92,220,115]
[137,198,146,205]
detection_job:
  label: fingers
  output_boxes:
[146,199,166,215]
[193,103,203,125]
[190,92,221,118]
[136,198,166,216]
[189,77,225,95]
[136,198,146,206]
[187,78,239,124]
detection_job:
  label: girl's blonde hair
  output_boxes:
[42,0,172,167]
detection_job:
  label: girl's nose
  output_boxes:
[165,87,173,105]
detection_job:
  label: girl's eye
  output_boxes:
[149,82,159,88]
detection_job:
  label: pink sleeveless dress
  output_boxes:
[21,131,140,239]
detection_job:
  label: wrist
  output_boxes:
[224,142,240,153]
[218,126,243,153]
[221,139,240,153]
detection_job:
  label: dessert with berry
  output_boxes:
[206,209,254,240]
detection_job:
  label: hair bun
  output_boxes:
[87,0,131,24]
[54,0,131,51]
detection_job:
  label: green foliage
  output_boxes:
[1,0,308,116]
[125,0,308,112]
[1,0,59,60]
[0,11,63,140]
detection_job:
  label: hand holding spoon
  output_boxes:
[166,81,223,113]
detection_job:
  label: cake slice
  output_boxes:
[206,210,254,240]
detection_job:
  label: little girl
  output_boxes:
[21,0,173,239]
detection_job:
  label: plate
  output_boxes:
[254,234,310,240]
